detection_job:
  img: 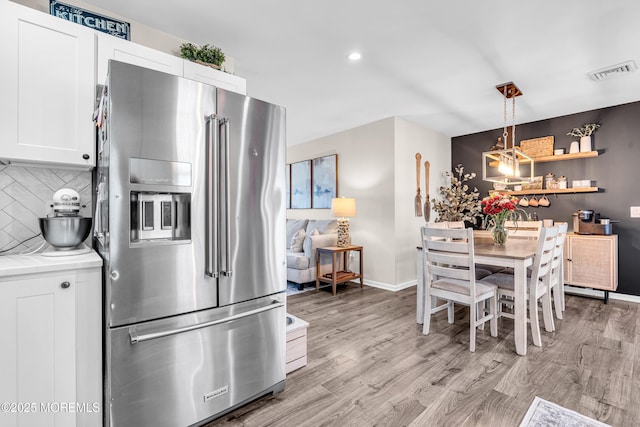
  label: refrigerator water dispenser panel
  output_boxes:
[130,158,192,187]
[130,192,191,243]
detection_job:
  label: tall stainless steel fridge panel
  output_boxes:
[103,62,218,328]
[97,61,287,427]
[215,90,287,306]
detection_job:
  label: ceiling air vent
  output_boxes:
[588,60,638,81]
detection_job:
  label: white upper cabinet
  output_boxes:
[96,33,184,84]
[0,1,96,170]
[99,34,247,95]
[183,60,247,95]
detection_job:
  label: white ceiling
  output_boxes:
[83,0,640,145]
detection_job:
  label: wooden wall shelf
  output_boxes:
[503,187,599,196]
[488,150,598,167]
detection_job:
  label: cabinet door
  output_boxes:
[97,33,184,84]
[183,60,247,94]
[0,1,95,169]
[566,235,617,291]
[0,275,76,427]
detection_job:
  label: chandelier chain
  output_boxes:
[512,95,516,149]
[502,86,508,144]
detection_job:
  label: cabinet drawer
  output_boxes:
[286,335,307,364]
[286,356,307,374]
[287,326,307,342]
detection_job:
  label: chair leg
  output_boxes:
[530,295,542,347]
[422,292,432,335]
[469,301,477,352]
[542,291,555,332]
[489,295,498,337]
[477,301,485,331]
[553,287,563,320]
[447,301,455,324]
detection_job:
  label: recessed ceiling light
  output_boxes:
[348,52,362,61]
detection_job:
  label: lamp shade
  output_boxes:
[331,197,356,217]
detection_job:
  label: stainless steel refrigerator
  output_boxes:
[95,60,287,427]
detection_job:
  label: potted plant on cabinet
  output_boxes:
[180,42,226,70]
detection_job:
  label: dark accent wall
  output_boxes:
[452,100,640,296]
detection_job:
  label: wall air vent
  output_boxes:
[588,60,637,81]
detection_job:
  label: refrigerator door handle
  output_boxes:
[205,114,219,278]
[221,118,233,277]
[129,301,284,344]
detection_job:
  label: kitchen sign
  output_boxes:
[49,0,131,40]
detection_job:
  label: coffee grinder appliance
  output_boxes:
[39,188,92,256]
[573,209,613,235]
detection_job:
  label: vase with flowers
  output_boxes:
[481,193,520,245]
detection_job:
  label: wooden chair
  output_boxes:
[480,226,558,347]
[445,221,495,277]
[504,220,542,239]
[499,220,543,276]
[421,226,498,352]
[549,222,569,321]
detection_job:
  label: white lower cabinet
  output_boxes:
[564,233,618,291]
[0,261,102,427]
[0,1,96,169]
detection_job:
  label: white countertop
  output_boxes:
[286,313,309,333]
[0,251,103,278]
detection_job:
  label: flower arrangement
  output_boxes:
[431,164,482,225]
[566,123,600,138]
[481,192,520,244]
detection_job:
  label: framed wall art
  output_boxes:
[290,160,311,209]
[312,154,338,208]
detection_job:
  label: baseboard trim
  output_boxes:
[564,285,640,304]
[364,279,415,292]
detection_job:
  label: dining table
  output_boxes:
[416,231,538,356]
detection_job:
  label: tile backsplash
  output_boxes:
[0,165,92,254]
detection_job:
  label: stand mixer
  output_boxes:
[39,188,92,256]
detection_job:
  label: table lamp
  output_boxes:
[331,197,356,248]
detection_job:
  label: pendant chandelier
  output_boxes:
[482,82,534,185]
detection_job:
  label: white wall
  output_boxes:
[287,117,451,290]
[393,118,451,288]
[287,118,396,286]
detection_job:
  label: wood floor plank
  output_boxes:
[204,285,639,427]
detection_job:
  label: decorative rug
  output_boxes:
[519,397,610,427]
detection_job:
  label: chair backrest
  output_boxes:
[530,226,559,285]
[422,226,476,286]
[505,220,542,239]
[551,222,569,272]
[426,222,448,229]
[446,221,465,229]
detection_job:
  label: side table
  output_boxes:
[316,245,364,296]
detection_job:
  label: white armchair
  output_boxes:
[286,219,338,287]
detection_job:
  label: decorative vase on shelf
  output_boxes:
[580,136,592,152]
[491,219,508,245]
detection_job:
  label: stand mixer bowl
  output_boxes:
[39,217,92,249]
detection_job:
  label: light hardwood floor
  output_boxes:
[205,284,640,426]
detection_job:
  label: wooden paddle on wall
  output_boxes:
[424,160,430,221]
[415,153,423,217]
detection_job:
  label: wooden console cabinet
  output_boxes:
[564,234,618,302]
